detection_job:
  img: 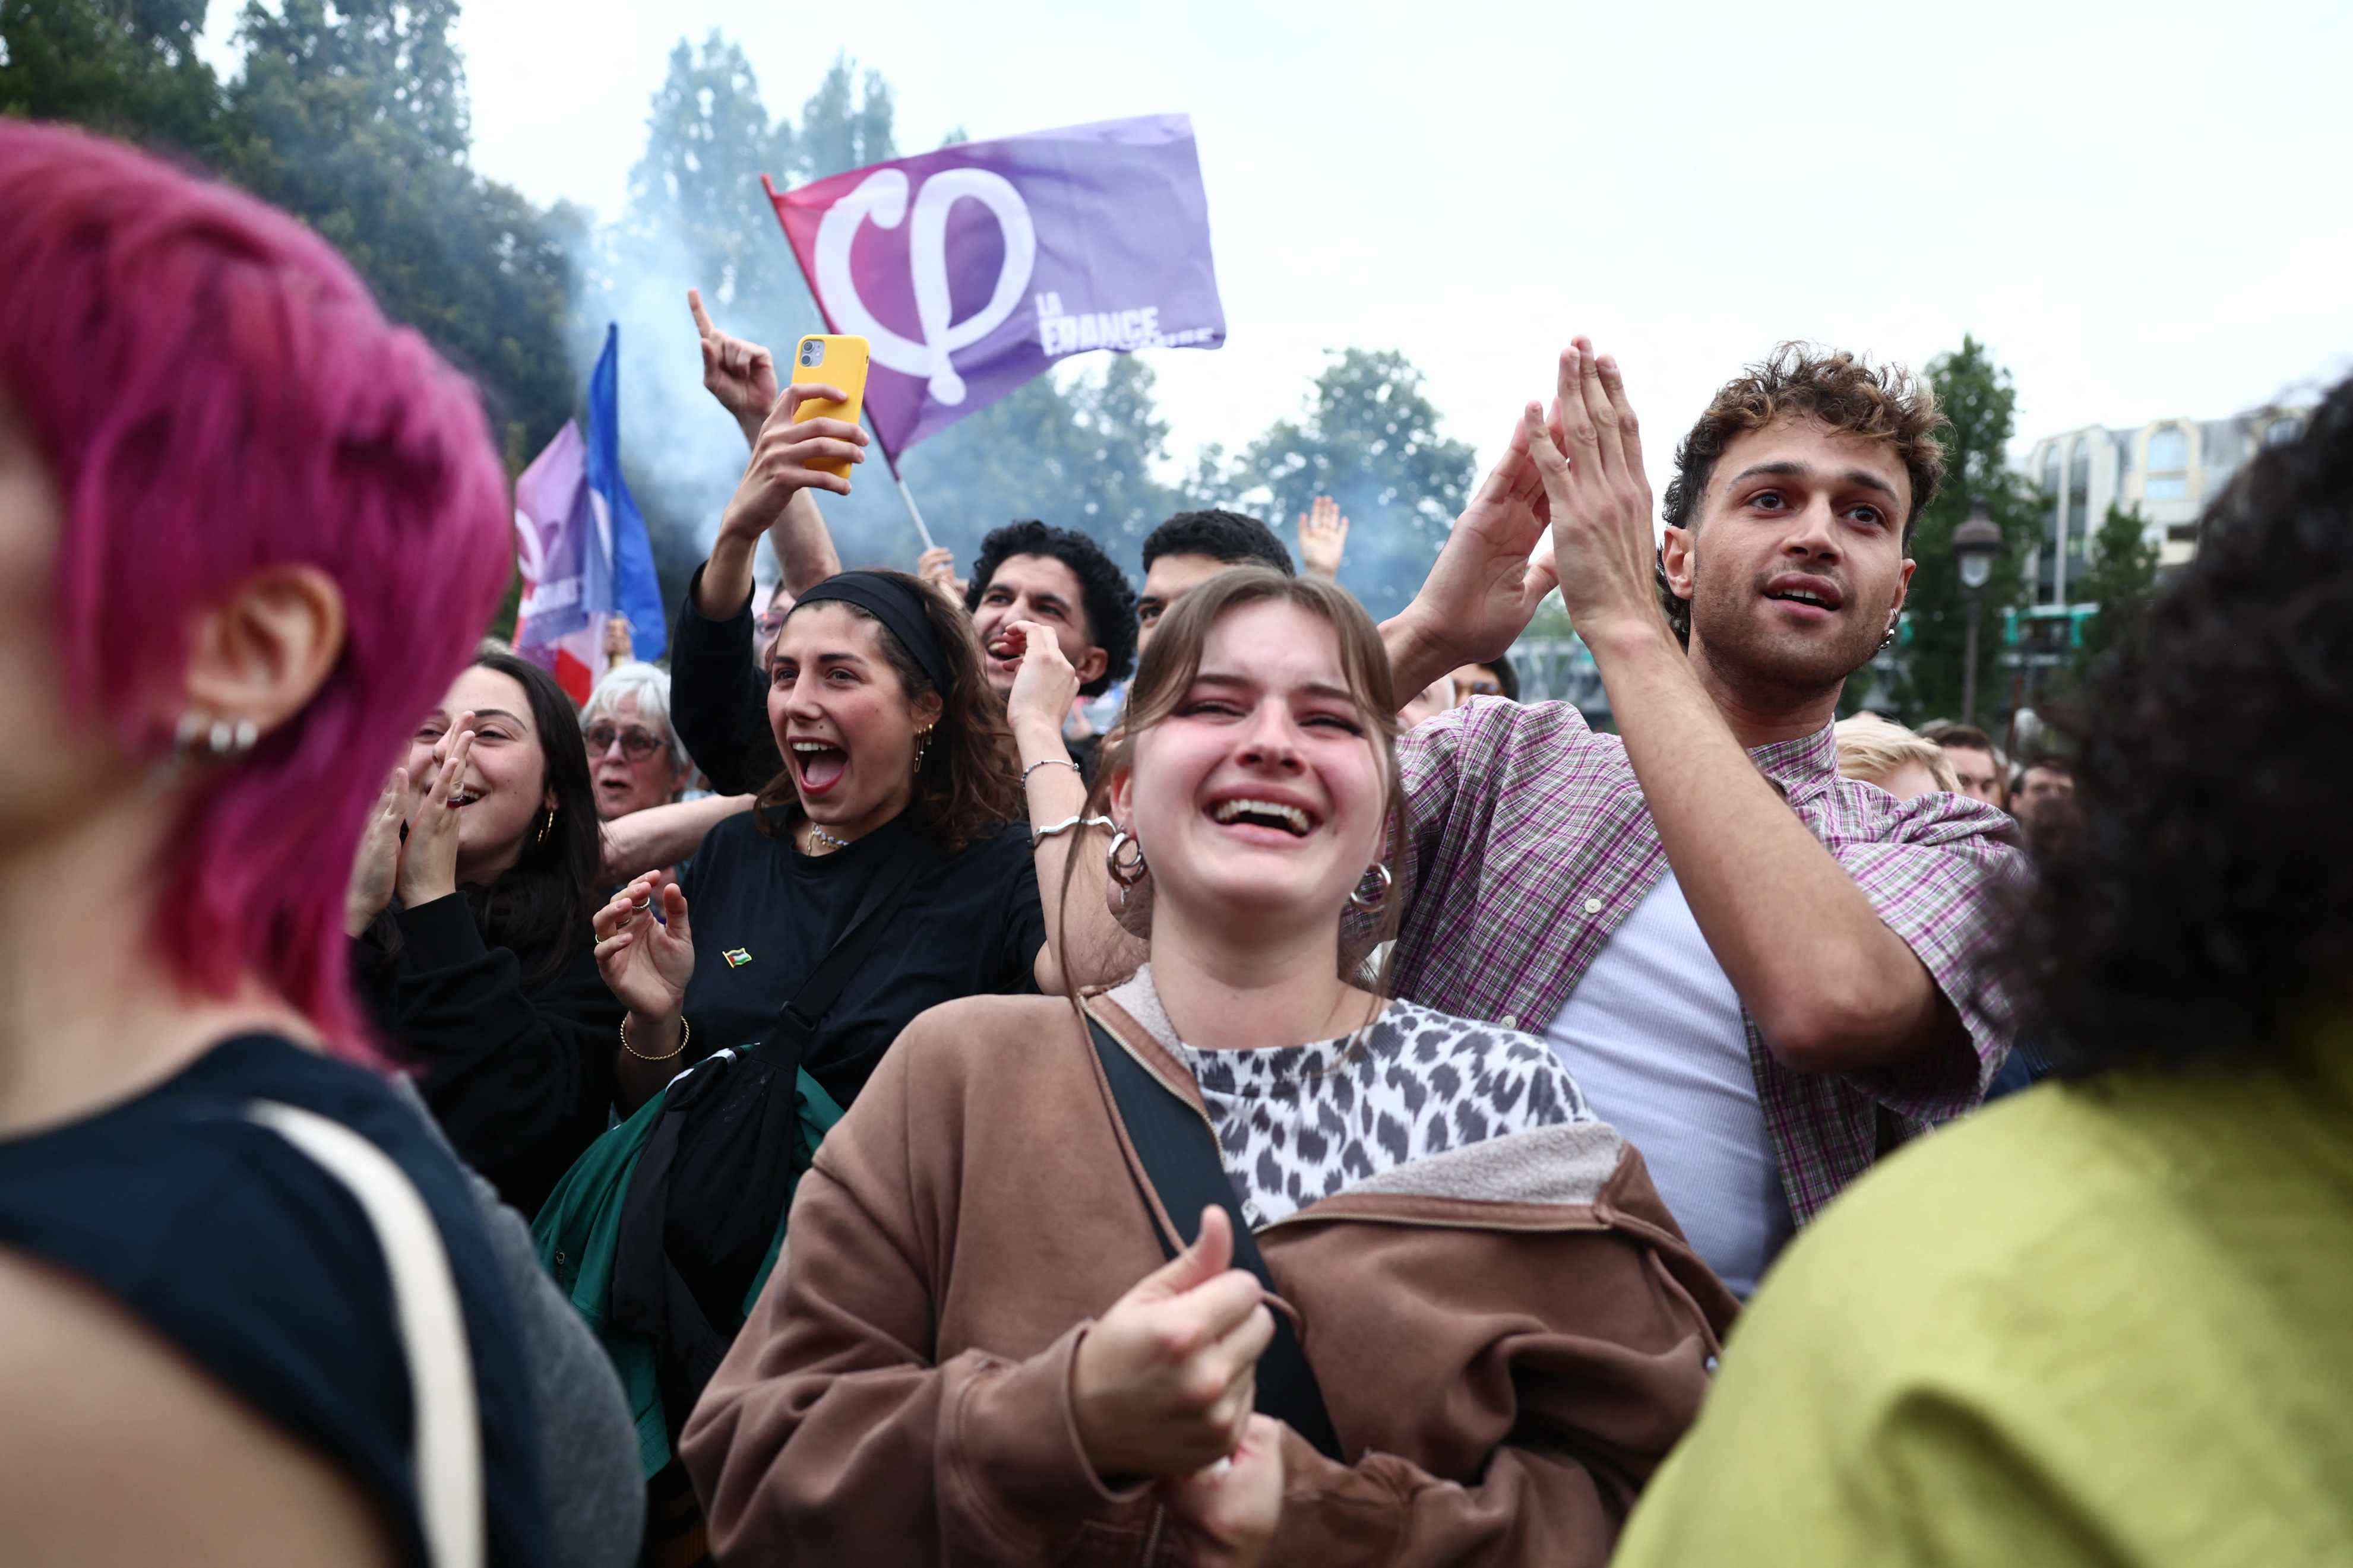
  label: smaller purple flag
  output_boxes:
[769,113,1225,458]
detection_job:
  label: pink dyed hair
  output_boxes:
[0,123,514,1060]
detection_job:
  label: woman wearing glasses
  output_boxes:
[347,649,626,1219]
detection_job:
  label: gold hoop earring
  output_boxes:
[536,807,555,846]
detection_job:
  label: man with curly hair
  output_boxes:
[1614,369,2353,1568]
[1380,340,2023,1296]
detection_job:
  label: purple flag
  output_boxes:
[511,419,608,702]
[768,113,1225,457]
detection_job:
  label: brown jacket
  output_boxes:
[681,992,1738,1566]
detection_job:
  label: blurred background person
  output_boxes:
[1836,712,1960,801]
[1920,720,2007,809]
[1136,508,1295,655]
[686,568,1731,1567]
[1451,653,1521,707]
[1397,671,1456,729]
[583,660,695,818]
[2012,752,2083,865]
[347,649,622,1220]
[1612,367,2353,1568]
[0,123,560,1565]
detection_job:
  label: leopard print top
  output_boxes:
[1108,967,1593,1227]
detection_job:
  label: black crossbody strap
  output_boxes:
[1085,1014,1345,1462]
[771,832,935,1054]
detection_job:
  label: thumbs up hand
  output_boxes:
[1070,1206,1276,1480]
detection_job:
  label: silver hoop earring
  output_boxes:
[1348,861,1393,913]
[1105,828,1148,909]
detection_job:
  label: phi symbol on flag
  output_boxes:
[812,167,1036,405]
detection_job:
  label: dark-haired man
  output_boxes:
[961,519,1136,705]
[1136,508,1294,656]
[1920,720,2006,807]
[1383,340,2022,1296]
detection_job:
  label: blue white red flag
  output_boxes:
[768,113,1225,458]
[513,326,665,701]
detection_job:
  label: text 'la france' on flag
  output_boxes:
[512,324,665,703]
[767,113,1226,460]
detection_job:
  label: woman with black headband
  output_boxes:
[593,568,1040,1114]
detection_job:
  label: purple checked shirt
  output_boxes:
[1392,696,2026,1224]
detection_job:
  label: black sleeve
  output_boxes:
[376,895,624,1218]
[995,832,1048,993]
[672,563,782,799]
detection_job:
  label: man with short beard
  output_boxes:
[1380,340,2023,1297]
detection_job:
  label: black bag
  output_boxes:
[611,832,934,1433]
[1085,1013,1345,1462]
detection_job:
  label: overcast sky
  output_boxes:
[207,0,2353,493]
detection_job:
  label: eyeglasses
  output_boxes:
[585,723,666,762]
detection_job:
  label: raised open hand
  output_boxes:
[916,544,967,601]
[593,874,695,1032]
[1162,1414,1286,1568]
[395,717,474,909]
[1523,340,1662,649]
[689,288,780,449]
[1296,496,1349,579]
[991,619,1081,749]
[1071,1205,1274,1480]
[344,764,410,936]
[716,384,869,548]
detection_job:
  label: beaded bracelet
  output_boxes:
[1021,757,1085,789]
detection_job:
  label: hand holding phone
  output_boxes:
[789,335,871,479]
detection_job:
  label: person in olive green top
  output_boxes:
[1615,373,2353,1568]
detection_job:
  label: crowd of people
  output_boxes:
[0,119,2345,1568]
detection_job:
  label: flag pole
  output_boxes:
[867,414,936,553]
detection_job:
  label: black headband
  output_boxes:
[790,571,952,694]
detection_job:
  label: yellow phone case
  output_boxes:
[789,335,871,478]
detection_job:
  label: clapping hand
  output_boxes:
[1522,340,1662,648]
[395,716,475,910]
[1070,1206,1276,1480]
[689,288,780,449]
[344,764,411,936]
[1296,496,1349,579]
[593,873,695,1035]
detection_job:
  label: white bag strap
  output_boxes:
[248,1100,484,1568]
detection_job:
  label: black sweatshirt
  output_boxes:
[351,895,624,1219]
[670,565,781,799]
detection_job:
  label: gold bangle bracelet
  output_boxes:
[622,1015,688,1062]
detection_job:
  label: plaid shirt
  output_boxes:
[1393,696,2026,1224]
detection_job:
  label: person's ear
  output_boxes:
[1659,526,1697,602]
[911,689,945,731]
[1106,764,1134,829]
[179,566,347,743]
[1073,644,1110,688]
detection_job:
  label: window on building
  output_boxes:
[2146,426,2189,501]
[2264,416,2301,448]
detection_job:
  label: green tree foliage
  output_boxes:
[0,0,226,154]
[226,0,573,460]
[2,0,576,470]
[1891,335,2040,724]
[1225,348,1475,616]
[2074,501,2159,667]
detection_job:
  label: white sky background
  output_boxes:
[205,0,2353,497]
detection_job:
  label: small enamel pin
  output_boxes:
[723,948,752,968]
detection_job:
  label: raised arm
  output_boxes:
[1529,341,1950,1072]
[598,793,754,885]
[1379,417,1561,702]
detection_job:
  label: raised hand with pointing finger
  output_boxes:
[689,287,780,449]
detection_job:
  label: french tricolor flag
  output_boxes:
[513,325,665,703]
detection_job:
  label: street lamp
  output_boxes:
[1952,496,2005,727]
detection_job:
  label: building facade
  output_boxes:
[2017,404,2311,604]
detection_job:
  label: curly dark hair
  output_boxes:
[2017,372,2353,1078]
[762,568,1020,854]
[1655,343,1947,645]
[1141,509,1296,576]
[962,520,1137,696]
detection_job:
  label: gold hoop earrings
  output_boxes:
[536,807,555,846]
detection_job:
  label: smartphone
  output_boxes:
[789,335,871,479]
